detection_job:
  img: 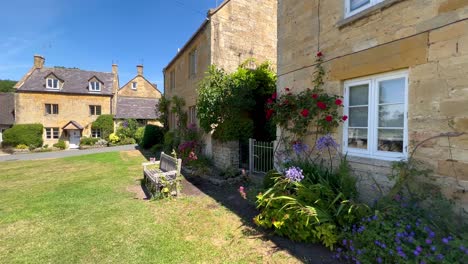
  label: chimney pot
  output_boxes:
[34,55,45,69]
[137,65,143,76]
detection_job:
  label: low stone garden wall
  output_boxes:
[212,140,239,169]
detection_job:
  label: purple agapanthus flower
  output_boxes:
[284,166,304,182]
[292,141,309,154]
[315,134,339,151]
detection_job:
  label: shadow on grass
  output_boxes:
[136,148,337,264]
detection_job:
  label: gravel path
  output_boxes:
[0,145,138,162]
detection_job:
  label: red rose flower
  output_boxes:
[317,101,327,109]
[285,87,290,92]
[271,92,277,100]
[335,99,343,106]
[312,94,318,99]
[266,109,274,120]
[325,115,333,122]
[267,98,273,104]
[342,115,348,121]
[300,109,309,117]
[317,51,323,57]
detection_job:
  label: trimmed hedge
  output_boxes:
[91,115,114,140]
[140,125,164,149]
[2,124,43,148]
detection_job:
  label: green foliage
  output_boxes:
[109,133,120,144]
[53,140,66,150]
[156,96,170,131]
[134,127,145,144]
[220,166,239,179]
[15,144,28,150]
[0,79,16,93]
[254,161,369,249]
[119,137,136,145]
[140,125,164,149]
[116,119,139,139]
[2,124,43,148]
[263,170,278,189]
[163,131,180,153]
[197,60,277,142]
[80,137,99,146]
[171,96,187,131]
[91,115,114,139]
[150,144,163,153]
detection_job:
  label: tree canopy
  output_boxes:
[0,80,17,93]
[196,60,276,142]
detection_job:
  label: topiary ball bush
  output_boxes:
[2,124,43,148]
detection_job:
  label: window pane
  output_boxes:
[349,84,369,106]
[348,128,368,149]
[349,106,368,127]
[379,104,404,127]
[97,106,101,115]
[53,79,58,88]
[350,0,370,11]
[379,78,405,104]
[378,129,403,152]
[46,104,51,114]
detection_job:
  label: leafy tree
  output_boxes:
[0,80,17,93]
[156,96,170,131]
[91,115,114,139]
[196,60,276,142]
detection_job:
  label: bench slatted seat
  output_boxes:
[142,152,182,197]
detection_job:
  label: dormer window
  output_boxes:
[46,78,59,89]
[89,81,101,92]
[132,82,137,90]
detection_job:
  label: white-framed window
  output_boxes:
[45,127,59,139]
[45,103,59,115]
[189,49,197,77]
[188,106,197,125]
[46,78,59,89]
[345,0,384,18]
[91,128,101,138]
[132,82,137,90]
[169,70,175,90]
[343,70,408,160]
[89,105,102,116]
[89,81,101,92]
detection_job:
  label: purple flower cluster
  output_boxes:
[292,141,308,154]
[284,166,304,182]
[315,134,339,151]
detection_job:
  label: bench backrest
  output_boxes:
[160,152,182,174]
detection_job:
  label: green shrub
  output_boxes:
[150,144,163,153]
[109,133,120,144]
[140,125,164,149]
[116,119,139,139]
[15,144,28,149]
[134,127,145,144]
[119,137,136,145]
[2,124,43,148]
[80,137,99,146]
[163,131,179,153]
[53,140,66,150]
[254,161,369,249]
[91,115,114,139]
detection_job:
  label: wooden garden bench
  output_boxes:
[142,152,182,197]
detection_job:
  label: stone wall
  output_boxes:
[212,140,239,169]
[15,92,112,146]
[210,0,277,72]
[277,0,468,209]
[118,72,161,99]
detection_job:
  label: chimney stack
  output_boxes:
[34,55,45,69]
[112,64,118,75]
[137,65,143,76]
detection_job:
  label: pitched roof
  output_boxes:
[17,67,114,95]
[116,97,159,120]
[0,93,15,125]
[62,120,84,130]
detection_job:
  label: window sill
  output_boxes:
[337,0,404,29]
[345,154,404,168]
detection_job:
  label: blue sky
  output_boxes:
[0,0,221,92]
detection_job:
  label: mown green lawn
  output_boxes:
[0,151,299,263]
